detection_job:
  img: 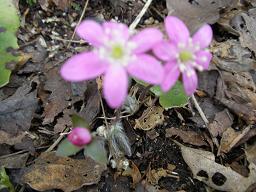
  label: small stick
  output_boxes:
[45,127,69,152]
[129,0,153,30]
[67,0,89,48]
[191,94,219,148]
[99,91,110,130]
[51,36,85,44]
[191,94,209,125]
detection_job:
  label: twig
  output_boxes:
[129,0,153,30]
[191,94,209,125]
[99,91,110,130]
[67,0,89,48]
[51,36,85,44]
[45,127,69,152]
[191,94,219,148]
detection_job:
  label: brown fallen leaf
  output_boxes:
[146,164,177,185]
[0,83,37,133]
[177,142,256,192]
[134,106,164,131]
[0,153,29,168]
[208,109,234,137]
[38,0,72,11]
[166,0,238,33]
[22,152,106,192]
[166,127,208,147]
[246,143,256,166]
[122,161,142,186]
[211,40,256,72]
[219,126,251,154]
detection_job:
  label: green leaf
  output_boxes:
[150,81,189,109]
[56,138,81,156]
[0,0,20,87]
[84,137,107,165]
[71,114,89,128]
[0,167,15,192]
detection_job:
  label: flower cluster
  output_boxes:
[61,16,213,109]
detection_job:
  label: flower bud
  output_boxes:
[67,127,92,147]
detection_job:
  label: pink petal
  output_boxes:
[182,67,198,95]
[195,50,212,69]
[192,24,213,49]
[127,54,164,84]
[76,20,104,47]
[103,66,128,108]
[103,21,130,40]
[131,28,163,53]
[161,61,180,92]
[60,51,107,82]
[165,16,190,45]
[67,127,92,147]
[153,41,178,61]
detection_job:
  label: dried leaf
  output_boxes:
[211,40,256,72]
[22,152,106,192]
[122,161,142,185]
[219,126,251,154]
[134,106,164,131]
[0,153,29,168]
[166,127,208,147]
[208,109,234,137]
[0,83,37,133]
[166,0,237,33]
[38,0,72,11]
[177,142,256,192]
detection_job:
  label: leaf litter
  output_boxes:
[1,0,256,191]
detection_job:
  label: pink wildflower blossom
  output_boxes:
[61,20,164,108]
[67,127,92,147]
[153,16,213,95]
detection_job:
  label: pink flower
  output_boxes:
[153,16,213,95]
[61,20,164,108]
[67,127,92,147]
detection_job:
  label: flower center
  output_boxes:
[111,44,124,59]
[179,51,193,63]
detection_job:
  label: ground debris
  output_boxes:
[22,152,106,192]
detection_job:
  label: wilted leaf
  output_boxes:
[84,137,108,165]
[0,0,20,87]
[56,138,81,157]
[177,142,256,192]
[22,152,106,192]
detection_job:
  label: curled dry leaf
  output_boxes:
[166,127,208,147]
[146,164,176,186]
[177,142,256,192]
[122,161,142,185]
[134,106,164,131]
[22,152,106,192]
